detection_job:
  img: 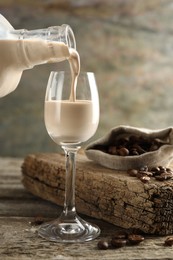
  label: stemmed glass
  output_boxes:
[38,71,100,242]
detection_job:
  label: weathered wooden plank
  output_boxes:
[0,217,173,260]
[0,158,59,217]
[0,199,59,218]
[22,153,173,235]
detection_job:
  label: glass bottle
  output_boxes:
[0,14,76,97]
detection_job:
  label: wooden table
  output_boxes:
[0,157,173,260]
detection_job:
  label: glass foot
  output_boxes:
[38,214,100,243]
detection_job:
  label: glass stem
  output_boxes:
[62,145,80,219]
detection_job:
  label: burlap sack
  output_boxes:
[85,125,173,170]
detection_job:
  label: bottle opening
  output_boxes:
[65,25,76,50]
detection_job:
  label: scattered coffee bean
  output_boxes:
[127,165,173,183]
[158,166,166,171]
[140,176,150,183]
[139,171,153,177]
[97,232,145,251]
[151,166,160,174]
[111,238,127,248]
[30,216,44,226]
[112,231,127,240]
[128,234,144,245]
[146,171,153,177]
[137,171,149,177]
[155,173,172,181]
[166,168,172,173]
[98,233,173,251]
[139,165,148,171]
[164,237,173,246]
[127,169,138,177]
[97,240,109,250]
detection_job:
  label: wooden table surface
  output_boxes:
[1,157,173,260]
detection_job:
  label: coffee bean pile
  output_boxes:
[107,135,168,156]
[97,231,144,250]
[128,165,173,183]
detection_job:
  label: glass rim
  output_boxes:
[49,71,95,76]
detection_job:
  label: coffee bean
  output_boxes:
[151,166,160,173]
[139,165,148,172]
[166,168,173,173]
[136,171,144,178]
[164,173,173,179]
[138,170,153,178]
[155,174,166,181]
[131,149,139,155]
[30,216,44,226]
[128,234,144,245]
[164,237,173,246]
[97,240,109,250]
[111,238,127,248]
[158,166,166,171]
[138,170,149,176]
[140,176,150,183]
[155,172,173,181]
[112,231,128,240]
[127,169,138,177]
[132,144,146,154]
[143,171,153,177]
[118,147,129,156]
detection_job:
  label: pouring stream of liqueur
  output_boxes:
[68,48,80,102]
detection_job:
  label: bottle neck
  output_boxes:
[9,24,76,49]
[7,25,76,69]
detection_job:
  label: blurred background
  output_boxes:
[0,0,173,157]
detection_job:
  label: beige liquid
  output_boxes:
[68,48,80,101]
[45,100,99,144]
